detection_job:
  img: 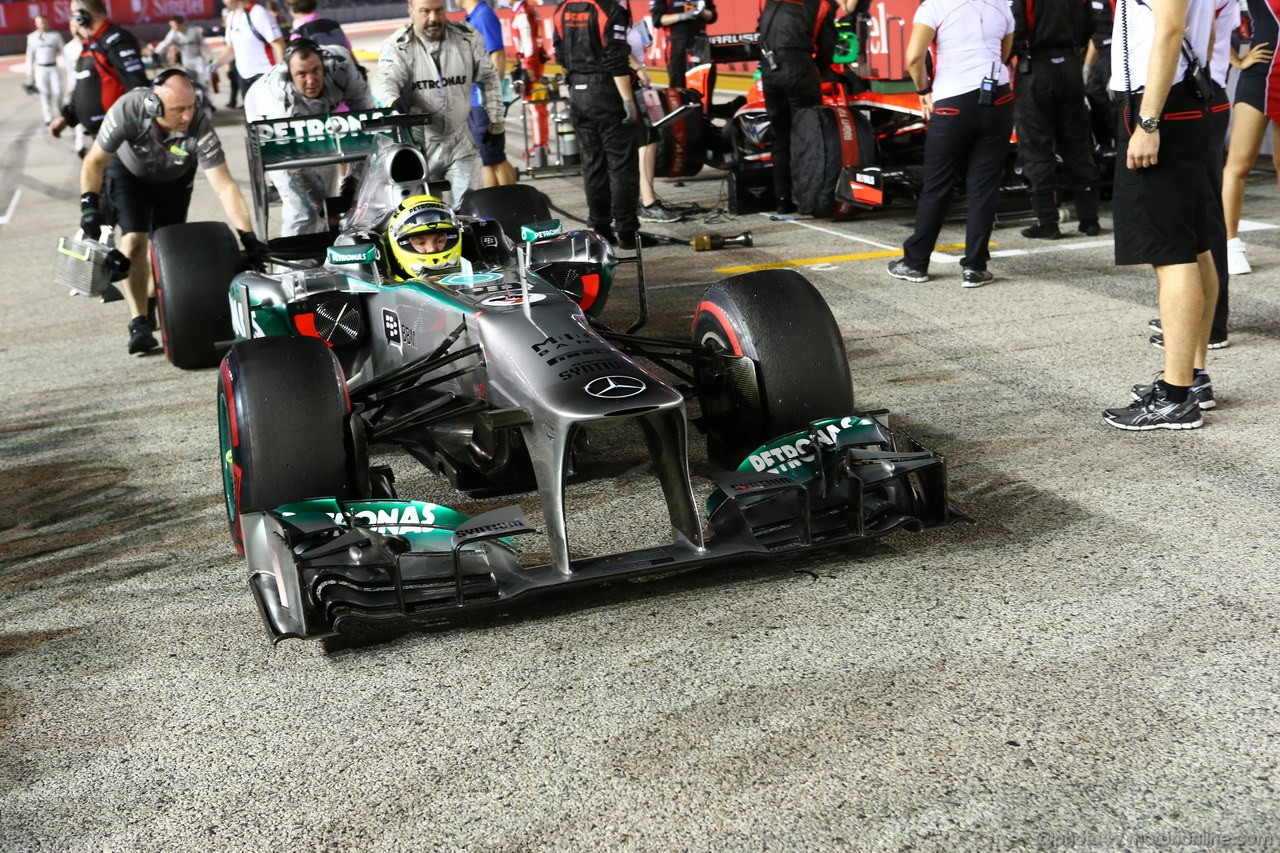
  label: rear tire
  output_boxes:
[692,269,854,468]
[152,221,242,369]
[218,337,364,552]
[457,184,553,243]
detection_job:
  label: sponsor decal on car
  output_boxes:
[481,292,546,307]
[439,271,504,287]
[519,220,563,242]
[326,244,378,265]
[383,308,402,350]
[584,375,646,399]
[558,357,628,381]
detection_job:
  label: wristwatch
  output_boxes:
[1138,115,1161,133]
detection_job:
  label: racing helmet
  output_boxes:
[386,195,462,279]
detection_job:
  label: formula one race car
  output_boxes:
[151,114,969,644]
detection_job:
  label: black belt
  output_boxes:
[38,62,56,66]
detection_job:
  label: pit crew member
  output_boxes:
[218,0,286,103]
[50,0,148,142]
[27,15,65,125]
[245,40,375,236]
[78,71,263,355]
[151,15,214,96]
[373,0,504,201]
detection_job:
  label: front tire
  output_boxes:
[218,337,365,552]
[152,221,242,369]
[692,270,855,468]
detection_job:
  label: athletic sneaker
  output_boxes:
[1227,236,1251,275]
[127,316,160,355]
[1148,330,1229,350]
[1131,372,1216,410]
[1104,383,1204,430]
[887,258,929,282]
[638,201,681,223]
[961,268,994,288]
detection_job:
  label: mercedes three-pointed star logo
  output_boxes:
[584,375,647,399]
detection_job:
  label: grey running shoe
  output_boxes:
[887,258,929,282]
[638,201,682,223]
[1104,383,1204,430]
[1131,372,1215,410]
[961,268,994,288]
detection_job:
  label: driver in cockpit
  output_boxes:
[386,194,463,281]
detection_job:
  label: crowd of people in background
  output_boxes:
[17,0,1278,432]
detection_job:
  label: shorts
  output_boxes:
[467,105,508,167]
[636,120,659,147]
[104,158,196,235]
[1111,83,1214,266]
[1233,60,1280,120]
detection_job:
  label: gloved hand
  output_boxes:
[80,191,107,240]
[679,8,700,21]
[621,98,638,126]
[238,229,270,264]
[386,97,408,114]
[104,248,132,282]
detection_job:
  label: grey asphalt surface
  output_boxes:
[4,32,1280,852]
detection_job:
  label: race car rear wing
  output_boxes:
[705,26,858,67]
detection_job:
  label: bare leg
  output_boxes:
[638,141,658,207]
[119,231,151,320]
[1222,103,1268,240]
[495,160,517,186]
[1154,260,1206,387]
[1194,249,1218,370]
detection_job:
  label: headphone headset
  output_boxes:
[142,68,203,119]
[73,8,91,27]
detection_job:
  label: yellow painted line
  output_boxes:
[716,243,968,275]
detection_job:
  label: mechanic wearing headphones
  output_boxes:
[373,0,503,201]
[49,0,148,145]
[78,71,262,355]
[385,195,463,280]
[245,40,375,236]
[650,0,717,91]
[554,0,643,249]
[756,0,840,216]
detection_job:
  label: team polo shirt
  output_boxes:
[1109,0,1214,91]
[467,0,504,107]
[227,2,283,78]
[1210,0,1240,86]
[97,88,225,181]
[913,0,1014,101]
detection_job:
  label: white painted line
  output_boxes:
[0,189,21,225]
[757,213,899,251]
[1237,219,1279,233]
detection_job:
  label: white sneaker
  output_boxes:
[1227,236,1251,275]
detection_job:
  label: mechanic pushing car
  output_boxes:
[385,195,464,280]
[372,0,504,201]
[78,70,265,355]
[554,0,644,249]
[244,39,375,236]
[756,0,843,215]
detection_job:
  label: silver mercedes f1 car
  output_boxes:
[150,113,969,644]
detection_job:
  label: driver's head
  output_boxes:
[285,40,325,100]
[387,195,462,279]
[154,71,199,135]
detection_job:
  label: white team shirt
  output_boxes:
[1210,0,1241,87]
[913,0,1014,101]
[227,2,283,77]
[1109,0,1215,92]
[27,28,64,69]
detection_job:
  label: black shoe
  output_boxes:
[961,268,994,288]
[887,258,929,283]
[1020,223,1063,239]
[100,283,124,304]
[775,199,798,215]
[1078,220,1102,236]
[1149,331,1229,350]
[1131,372,1216,410]
[127,316,160,355]
[594,227,617,245]
[616,231,662,250]
[1104,382,1204,430]
[1148,317,1162,333]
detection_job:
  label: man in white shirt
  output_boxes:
[1102,0,1219,430]
[217,0,286,103]
[27,15,65,124]
[152,15,214,94]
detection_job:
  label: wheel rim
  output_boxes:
[217,386,242,551]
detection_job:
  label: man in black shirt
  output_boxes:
[650,0,717,90]
[49,0,148,144]
[554,0,643,248]
[757,0,839,215]
[1012,0,1101,238]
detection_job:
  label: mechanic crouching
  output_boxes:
[245,39,375,236]
[372,0,504,202]
[78,70,265,355]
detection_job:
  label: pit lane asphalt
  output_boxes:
[3,36,1280,852]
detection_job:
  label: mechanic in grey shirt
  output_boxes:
[245,40,375,235]
[78,69,262,355]
[372,0,503,201]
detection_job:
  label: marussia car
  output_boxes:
[150,113,969,645]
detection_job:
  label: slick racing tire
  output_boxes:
[218,336,365,552]
[458,184,553,243]
[152,221,241,370]
[692,269,855,469]
[791,105,876,218]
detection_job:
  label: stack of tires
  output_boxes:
[790,104,876,218]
